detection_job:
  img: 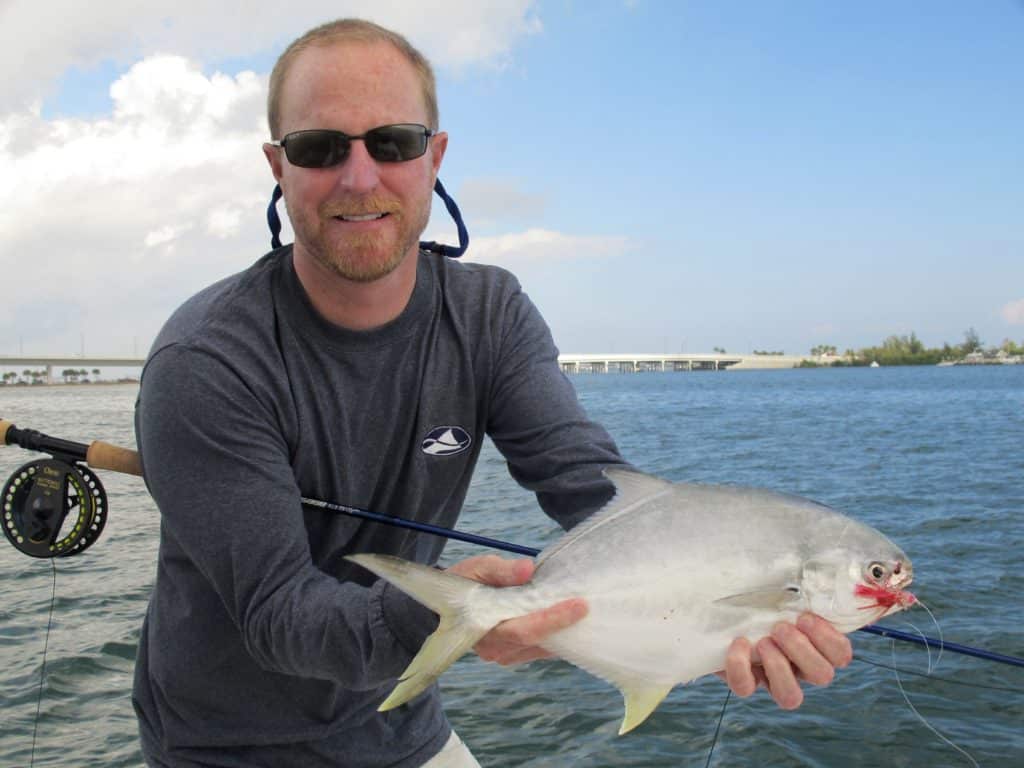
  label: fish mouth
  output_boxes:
[854,558,916,616]
[854,580,916,615]
[889,560,915,605]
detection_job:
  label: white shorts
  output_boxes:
[421,730,481,768]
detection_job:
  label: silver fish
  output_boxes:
[348,469,916,734]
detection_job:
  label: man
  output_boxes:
[133,18,851,768]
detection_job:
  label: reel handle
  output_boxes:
[2,418,142,477]
[86,441,143,477]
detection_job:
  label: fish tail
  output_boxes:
[347,553,497,711]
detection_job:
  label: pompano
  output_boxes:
[348,469,916,734]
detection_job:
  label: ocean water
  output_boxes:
[1,365,1022,767]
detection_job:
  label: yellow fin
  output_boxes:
[618,683,674,735]
[346,554,493,711]
[378,614,484,711]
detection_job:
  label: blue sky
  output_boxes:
[1,0,1021,360]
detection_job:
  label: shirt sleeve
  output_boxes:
[136,343,436,689]
[484,281,632,530]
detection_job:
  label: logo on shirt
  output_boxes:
[421,426,472,457]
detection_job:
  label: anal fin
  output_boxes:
[618,683,674,735]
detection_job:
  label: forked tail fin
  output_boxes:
[347,553,498,710]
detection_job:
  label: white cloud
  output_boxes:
[1000,298,1024,326]
[0,41,623,357]
[0,55,272,356]
[0,0,542,114]
[462,228,633,268]
[457,177,546,226]
[144,225,189,249]
[207,208,245,239]
[0,3,573,356]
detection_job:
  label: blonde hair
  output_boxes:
[267,18,439,138]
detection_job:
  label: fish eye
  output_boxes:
[868,562,888,582]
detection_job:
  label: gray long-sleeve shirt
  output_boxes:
[133,248,625,767]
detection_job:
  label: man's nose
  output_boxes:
[335,139,381,193]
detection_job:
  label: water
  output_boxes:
[2,366,1022,767]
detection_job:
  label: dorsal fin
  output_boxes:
[536,469,673,567]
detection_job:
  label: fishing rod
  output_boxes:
[3,418,1023,669]
[0,418,538,559]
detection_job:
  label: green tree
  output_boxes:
[1000,338,1023,356]
[961,328,983,355]
[908,332,924,355]
[853,331,944,366]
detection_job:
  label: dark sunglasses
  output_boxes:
[269,123,434,168]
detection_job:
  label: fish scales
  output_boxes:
[348,469,915,734]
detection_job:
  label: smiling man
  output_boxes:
[132,18,850,768]
[266,37,439,302]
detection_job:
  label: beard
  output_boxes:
[292,190,431,283]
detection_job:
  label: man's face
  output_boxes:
[265,41,446,283]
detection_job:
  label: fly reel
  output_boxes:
[2,458,107,558]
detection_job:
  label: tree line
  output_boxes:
[1,368,103,385]
[810,329,1024,366]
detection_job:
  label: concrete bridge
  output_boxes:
[2,353,830,383]
[557,353,824,373]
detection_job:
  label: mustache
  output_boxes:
[320,195,402,218]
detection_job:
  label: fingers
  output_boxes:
[756,636,804,710]
[474,597,588,666]
[444,555,589,667]
[722,637,759,698]
[446,555,534,587]
[796,613,853,669]
[722,614,851,711]
[769,622,834,688]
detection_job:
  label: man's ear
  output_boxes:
[263,144,284,182]
[428,131,448,183]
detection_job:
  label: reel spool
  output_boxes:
[2,458,107,558]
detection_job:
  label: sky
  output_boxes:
[1,0,1022,361]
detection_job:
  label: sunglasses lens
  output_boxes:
[280,125,429,167]
[365,125,428,162]
[284,131,350,168]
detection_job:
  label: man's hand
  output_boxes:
[446,555,588,666]
[720,613,853,709]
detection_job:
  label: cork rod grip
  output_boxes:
[0,419,13,444]
[86,441,144,477]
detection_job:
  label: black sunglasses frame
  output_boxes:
[270,124,435,168]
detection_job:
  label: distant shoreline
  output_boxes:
[1,379,140,388]
[10,364,1022,388]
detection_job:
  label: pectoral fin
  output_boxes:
[618,683,674,735]
[713,586,801,612]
